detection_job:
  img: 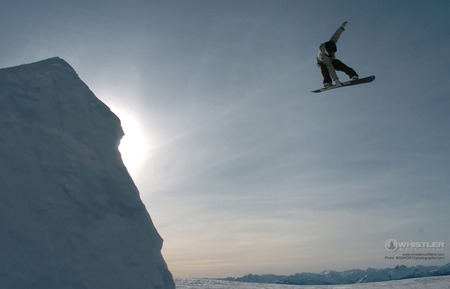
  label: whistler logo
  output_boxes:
[385,238,445,252]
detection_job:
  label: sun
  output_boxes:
[111,107,150,178]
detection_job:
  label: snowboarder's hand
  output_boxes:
[341,21,347,29]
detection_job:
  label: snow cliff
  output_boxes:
[0,58,175,289]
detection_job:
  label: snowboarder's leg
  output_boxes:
[332,59,358,79]
[318,63,332,85]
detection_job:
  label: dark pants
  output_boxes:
[318,59,357,84]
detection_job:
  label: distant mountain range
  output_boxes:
[221,263,450,285]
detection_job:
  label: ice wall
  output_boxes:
[0,58,175,289]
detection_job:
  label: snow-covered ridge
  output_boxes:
[222,263,450,285]
[0,57,174,289]
[177,275,450,289]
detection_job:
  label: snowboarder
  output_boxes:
[316,21,358,88]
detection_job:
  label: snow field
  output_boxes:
[175,275,450,289]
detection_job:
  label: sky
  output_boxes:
[1,0,450,279]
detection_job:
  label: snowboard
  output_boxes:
[311,75,375,93]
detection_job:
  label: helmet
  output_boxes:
[324,41,337,55]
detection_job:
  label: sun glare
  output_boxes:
[112,107,150,178]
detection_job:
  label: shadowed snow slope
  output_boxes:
[0,57,175,289]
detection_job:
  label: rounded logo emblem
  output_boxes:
[385,239,398,252]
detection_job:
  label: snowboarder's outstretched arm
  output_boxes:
[319,21,347,55]
[329,21,347,43]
